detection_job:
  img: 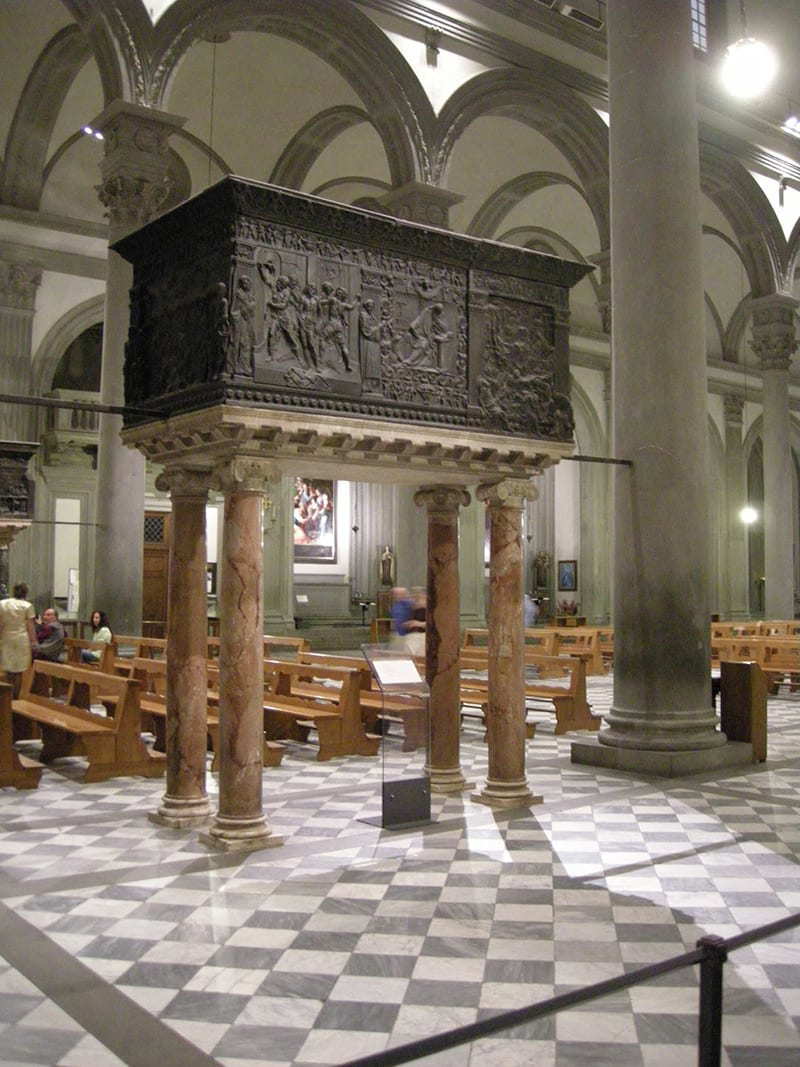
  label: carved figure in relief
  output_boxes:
[266,275,301,362]
[321,284,359,373]
[257,257,277,345]
[406,302,452,368]
[298,284,320,369]
[226,275,256,376]
[358,299,381,387]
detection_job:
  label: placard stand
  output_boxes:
[360,644,431,830]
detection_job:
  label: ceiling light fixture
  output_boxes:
[720,1,778,100]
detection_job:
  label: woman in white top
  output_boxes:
[82,610,113,663]
[0,582,36,696]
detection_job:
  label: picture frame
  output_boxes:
[293,477,336,563]
[557,559,577,591]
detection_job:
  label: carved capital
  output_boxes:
[212,456,275,495]
[90,100,185,235]
[0,262,42,311]
[722,394,744,427]
[749,294,798,372]
[155,467,213,499]
[378,182,464,230]
[414,485,471,514]
[477,478,539,510]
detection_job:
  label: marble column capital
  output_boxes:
[155,467,213,500]
[477,478,538,510]
[0,520,31,548]
[749,294,798,372]
[722,394,744,427]
[0,261,42,312]
[91,100,186,237]
[212,456,276,495]
[413,485,471,515]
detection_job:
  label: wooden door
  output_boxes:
[142,511,170,635]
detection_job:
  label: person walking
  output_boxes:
[0,582,36,696]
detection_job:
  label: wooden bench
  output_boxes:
[261,658,380,760]
[114,635,167,661]
[0,682,43,789]
[462,628,558,655]
[297,652,428,752]
[12,661,164,782]
[460,653,597,735]
[206,634,310,660]
[759,639,800,694]
[63,637,117,674]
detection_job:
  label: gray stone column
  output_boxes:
[396,486,427,591]
[750,295,798,620]
[0,262,42,441]
[723,395,749,618]
[203,457,280,852]
[587,249,611,335]
[473,479,540,808]
[579,0,729,768]
[91,101,185,636]
[414,486,470,793]
[458,495,486,629]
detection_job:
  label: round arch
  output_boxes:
[467,171,596,242]
[434,69,610,248]
[32,295,105,398]
[270,105,371,190]
[699,142,788,297]
[1,26,93,210]
[148,0,436,187]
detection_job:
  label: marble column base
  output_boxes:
[149,794,212,829]
[199,815,283,853]
[572,737,754,777]
[472,778,542,808]
[426,765,472,793]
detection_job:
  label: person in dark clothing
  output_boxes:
[33,607,65,662]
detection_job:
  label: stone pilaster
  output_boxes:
[722,395,749,618]
[575,0,734,774]
[414,485,471,793]
[0,262,42,441]
[473,479,540,808]
[458,495,486,629]
[92,101,185,637]
[378,182,463,230]
[750,294,797,620]
[262,475,295,632]
[202,456,281,852]
[150,468,213,829]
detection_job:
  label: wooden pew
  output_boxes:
[297,651,428,752]
[460,653,597,735]
[462,628,558,655]
[206,634,310,661]
[759,638,800,693]
[550,629,606,676]
[261,658,380,760]
[114,635,167,660]
[63,637,117,674]
[0,682,43,789]
[12,661,164,782]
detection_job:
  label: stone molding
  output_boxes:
[749,294,798,372]
[722,393,744,426]
[477,478,539,510]
[378,182,464,230]
[154,467,213,499]
[212,456,276,495]
[413,485,471,515]
[0,261,42,311]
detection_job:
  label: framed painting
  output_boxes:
[293,477,336,562]
[557,559,577,591]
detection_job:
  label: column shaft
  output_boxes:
[150,472,212,827]
[474,480,539,807]
[204,459,279,851]
[723,396,748,618]
[601,0,723,753]
[415,487,470,793]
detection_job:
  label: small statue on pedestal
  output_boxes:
[379,545,396,587]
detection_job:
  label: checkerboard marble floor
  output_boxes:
[0,676,799,1066]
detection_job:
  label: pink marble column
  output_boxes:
[414,486,471,793]
[474,479,540,807]
[202,458,281,852]
[150,469,212,828]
